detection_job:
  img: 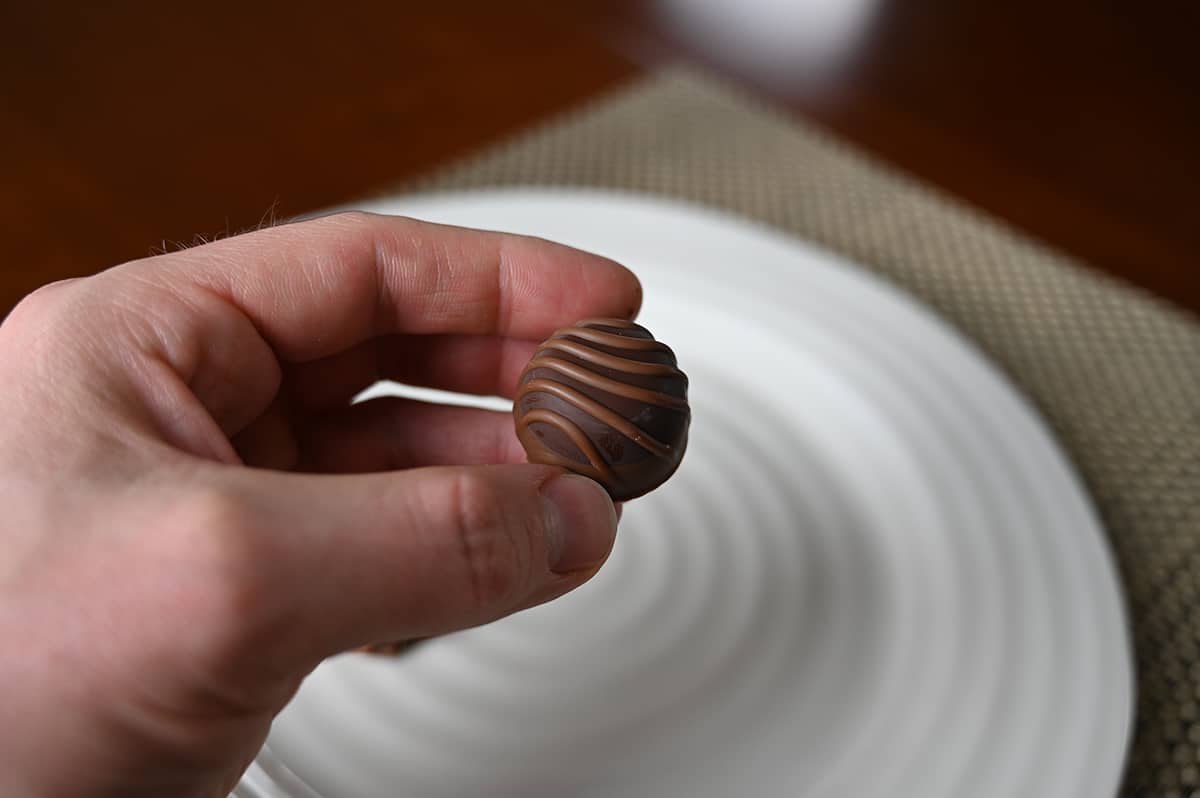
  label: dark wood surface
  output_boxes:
[3,1,1198,316]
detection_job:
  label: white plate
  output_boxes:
[237,190,1132,798]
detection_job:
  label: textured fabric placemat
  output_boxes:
[394,68,1200,797]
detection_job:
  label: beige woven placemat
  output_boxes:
[400,68,1200,797]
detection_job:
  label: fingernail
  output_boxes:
[541,475,617,574]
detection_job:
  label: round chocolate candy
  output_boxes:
[513,318,690,501]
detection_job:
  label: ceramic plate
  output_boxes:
[236,190,1132,797]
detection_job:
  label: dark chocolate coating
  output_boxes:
[514,318,690,501]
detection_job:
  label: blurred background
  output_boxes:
[2,0,1198,316]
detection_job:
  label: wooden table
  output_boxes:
[3,0,1198,316]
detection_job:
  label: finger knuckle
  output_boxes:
[4,279,77,329]
[178,485,257,547]
[447,472,530,611]
[169,486,270,633]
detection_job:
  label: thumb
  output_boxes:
[225,463,617,664]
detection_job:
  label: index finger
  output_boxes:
[151,211,642,362]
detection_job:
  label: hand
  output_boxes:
[0,211,640,797]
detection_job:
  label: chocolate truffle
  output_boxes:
[513,318,689,501]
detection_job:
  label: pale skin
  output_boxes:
[0,212,639,797]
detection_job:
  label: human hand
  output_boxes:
[0,211,640,797]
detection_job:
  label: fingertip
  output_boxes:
[623,268,644,321]
[540,474,618,575]
[588,252,643,322]
[506,233,643,332]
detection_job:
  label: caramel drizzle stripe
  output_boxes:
[525,447,608,484]
[549,326,672,352]
[526,356,689,410]
[538,338,680,377]
[522,378,672,458]
[520,408,617,485]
